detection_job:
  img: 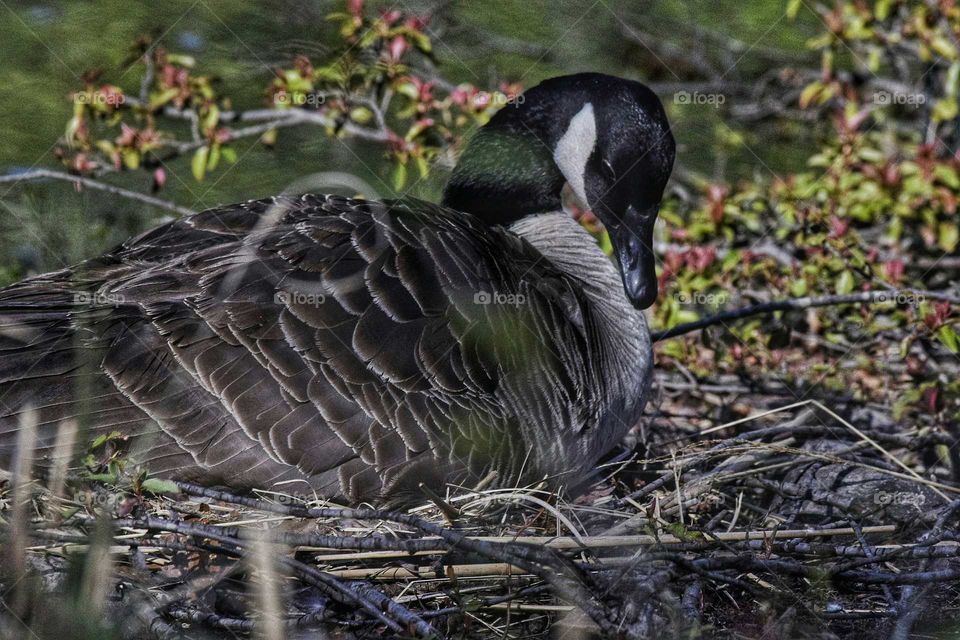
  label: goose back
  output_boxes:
[0,194,649,502]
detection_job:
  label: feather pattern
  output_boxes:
[0,195,651,504]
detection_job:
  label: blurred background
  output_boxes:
[0,0,821,281]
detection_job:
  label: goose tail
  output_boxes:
[0,279,143,477]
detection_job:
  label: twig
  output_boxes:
[92,515,436,637]
[170,481,631,636]
[0,169,195,216]
[652,290,959,342]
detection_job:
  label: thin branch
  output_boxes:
[0,169,195,216]
[122,95,393,156]
[652,289,959,342]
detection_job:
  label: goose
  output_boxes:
[0,73,675,504]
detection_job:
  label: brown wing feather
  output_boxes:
[0,194,601,503]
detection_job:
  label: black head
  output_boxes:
[442,73,675,310]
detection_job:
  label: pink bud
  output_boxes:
[449,88,468,105]
[117,123,137,147]
[828,215,849,238]
[381,9,401,25]
[404,15,428,31]
[883,259,904,283]
[845,108,870,132]
[388,35,408,61]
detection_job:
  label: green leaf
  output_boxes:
[121,148,140,170]
[934,164,960,189]
[414,155,429,178]
[799,82,823,109]
[349,106,373,124]
[65,115,83,140]
[836,270,855,295]
[391,161,407,191]
[938,222,959,253]
[394,80,419,100]
[598,230,612,255]
[938,326,959,353]
[868,47,882,73]
[946,62,960,98]
[141,478,180,496]
[932,98,958,122]
[192,146,209,181]
[931,35,957,61]
[166,53,196,68]
[149,87,181,110]
[787,0,802,20]
[313,65,345,83]
[202,105,220,135]
[407,30,432,53]
[875,0,892,20]
[207,144,221,172]
[90,431,122,450]
[85,472,118,483]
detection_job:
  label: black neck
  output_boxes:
[441,126,566,225]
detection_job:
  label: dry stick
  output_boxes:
[98,515,434,637]
[28,523,897,562]
[170,482,626,636]
[680,552,960,586]
[651,289,959,342]
[166,606,255,633]
[890,585,930,640]
[695,401,956,501]
[29,529,364,635]
[109,510,629,634]
[0,169,195,216]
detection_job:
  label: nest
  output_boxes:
[2,398,960,639]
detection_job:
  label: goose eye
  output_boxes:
[601,159,617,182]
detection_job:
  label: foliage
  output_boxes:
[655,0,958,434]
[56,1,520,191]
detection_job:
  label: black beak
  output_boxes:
[611,205,658,309]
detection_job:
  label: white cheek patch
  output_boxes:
[553,103,597,208]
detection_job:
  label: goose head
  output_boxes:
[442,72,675,309]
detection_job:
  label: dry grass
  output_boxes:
[3,398,960,639]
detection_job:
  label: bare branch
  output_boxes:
[652,289,960,342]
[0,169,195,216]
